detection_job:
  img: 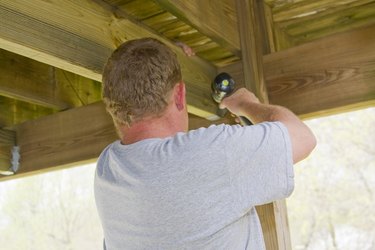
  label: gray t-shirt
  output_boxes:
[94,122,294,250]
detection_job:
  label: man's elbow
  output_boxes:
[293,129,317,163]
[306,131,317,157]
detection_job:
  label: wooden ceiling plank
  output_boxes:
[283,2,375,45]
[0,3,109,81]
[0,102,229,181]
[155,0,241,56]
[272,0,374,22]
[115,0,165,20]
[0,0,218,119]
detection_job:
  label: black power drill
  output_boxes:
[212,72,253,125]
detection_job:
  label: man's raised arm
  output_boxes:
[220,88,317,163]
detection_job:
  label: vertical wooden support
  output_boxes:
[0,129,16,175]
[235,0,292,249]
[235,0,269,103]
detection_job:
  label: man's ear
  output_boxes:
[174,81,186,111]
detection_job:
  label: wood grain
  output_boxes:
[0,102,229,181]
[220,25,375,118]
[235,0,269,103]
[0,49,103,127]
[283,1,375,46]
[0,96,55,128]
[272,0,373,22]
[236,1,291,249]
[10,102,117,180]
[0,0,218,119]
[264,24,375,118]
[0,49,67,110]
[156,0,240,54]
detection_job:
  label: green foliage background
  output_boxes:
[288,107,375,250]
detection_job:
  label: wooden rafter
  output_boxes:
[155,0,240,55]
[0,0,218,119]
[0,49,102,111]
[220,24,375,119]
[265,24,375,118]
[0,50,68,110]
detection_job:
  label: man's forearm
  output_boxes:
[241,102,316,163]
[221,88,316,163]
[239,102,290,124]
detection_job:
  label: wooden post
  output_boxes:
[235,0,292,249]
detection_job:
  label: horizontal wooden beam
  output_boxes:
[0,102,229,181]
[10,102,116,180]
[0,49,68,110]
[220,25,375,118]
[0,49,103,128]
[0,96,55,128]
[155,0,240,54]
[0,0,218,119]
[264,24,375,118]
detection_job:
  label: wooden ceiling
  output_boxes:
[0,0,374,177]
[1,0,374,130]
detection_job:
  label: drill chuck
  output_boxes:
[211,72,235,103]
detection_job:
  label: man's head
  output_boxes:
[102,38,182,127]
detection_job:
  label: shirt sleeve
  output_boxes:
[223,122,294,211]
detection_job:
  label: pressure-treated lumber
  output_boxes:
[270,0,374,22]
[220,25,375,118]
[279,1,375,47]
[0,96,55,129]
[265,0,375,50]
[236,0,269,102]
[0,49,102,112]
[0,0,218,119]
[0,49,102,128]
[12,102,117,179]
[236,1,291,249]
[264,24,375,118]
[0,103,229,181]
[0,49,67,110]
[155,0,240,54]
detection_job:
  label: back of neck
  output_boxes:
[119,117,183,145]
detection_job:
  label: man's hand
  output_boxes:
[220,88,259,117]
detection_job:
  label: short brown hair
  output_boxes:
[102,38,182,126]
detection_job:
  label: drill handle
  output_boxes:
[239,116,253,126]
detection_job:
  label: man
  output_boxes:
[94,38,316,249]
